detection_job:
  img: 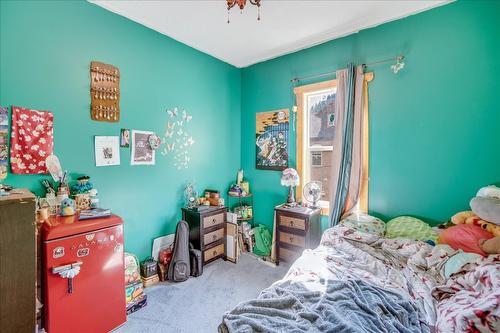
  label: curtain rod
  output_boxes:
[290,54,405,83]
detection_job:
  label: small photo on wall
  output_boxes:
[95,136,120,167]
[0,107,9,179]
[0,106,8,126]
[131,130,155,165]
[120,129,130,148]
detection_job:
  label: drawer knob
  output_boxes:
[213,250,217,256]
[212,234,217,240]
[212,218,216,223]
[290,221,294,226]
[289,237,293,243]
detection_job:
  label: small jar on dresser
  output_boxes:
[275,205,321,265]
[182,206,227,266]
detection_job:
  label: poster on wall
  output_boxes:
[94,136,120,167]
[131,130,155,165]
[255,109,289,171]
[0,106,8,179]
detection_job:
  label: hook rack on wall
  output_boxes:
[90,61,120,122]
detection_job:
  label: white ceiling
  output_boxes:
[90,0,450,68]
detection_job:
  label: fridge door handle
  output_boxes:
[52,261,83,274]
[52,262,83,294]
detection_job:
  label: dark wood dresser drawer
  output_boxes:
[279,215,306,231]
[279,246,300,263]
[279,231,305,248]
[203,212,225,229]
[204,228,224,246]
[204,243,224,263]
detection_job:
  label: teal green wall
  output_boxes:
[241,0,500,231]
[0,1,241,259]
[2,1,499,258]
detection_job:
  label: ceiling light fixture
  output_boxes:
[227,0,261,24]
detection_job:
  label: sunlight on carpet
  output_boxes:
[114,254,290,333]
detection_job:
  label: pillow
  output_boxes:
[339,213,385,236]
[385,216,438,242]
[443,251,482,278]
[438,224,494,256]
[470,196,500,225]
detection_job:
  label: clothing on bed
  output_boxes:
[222,279,429,333]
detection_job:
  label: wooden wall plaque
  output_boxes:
[90,61,120,122]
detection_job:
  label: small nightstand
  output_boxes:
[182,206,227,266]
[275,205,321,265]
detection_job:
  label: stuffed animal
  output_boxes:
[451,210,500,237]
[59,198,75,216]
[478,221,500,237]
[479,237,500,255]
[451,211,488,226]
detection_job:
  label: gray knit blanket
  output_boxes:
[221,279,429,333]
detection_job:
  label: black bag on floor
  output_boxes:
[167,220,190,282]
[189,247,203,277]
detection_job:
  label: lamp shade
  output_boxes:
[281,168,300,187]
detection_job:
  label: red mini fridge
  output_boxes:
[42,214,126,333]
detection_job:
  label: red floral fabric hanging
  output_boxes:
[10,106,54,174]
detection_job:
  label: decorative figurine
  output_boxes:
[184,183,198,209]
[59,198,76,216]
[71,175,93,195]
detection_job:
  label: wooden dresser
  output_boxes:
[275,205,321,265]
[182,206,227,265]
[0,189,36,333]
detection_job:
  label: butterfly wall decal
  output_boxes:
[162,107,195,169]
[166,107,178,118]
[182,110,192,122]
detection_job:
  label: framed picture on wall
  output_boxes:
[131,130,155,165]
[120,129,130,148]
[94,136,120,167]
[255,109,289,170]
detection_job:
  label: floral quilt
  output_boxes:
[277,226,499,332]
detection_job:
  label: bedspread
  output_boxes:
[221,226,500,333]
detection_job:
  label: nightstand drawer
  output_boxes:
[204,228,224,246]
[203,213,225,229]
[279,247,300,262]
[204,243,224,262]
[279,231,305,248]
[279,215,306,230]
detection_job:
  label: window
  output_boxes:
[294,74,372,215]
[294,80,337,213]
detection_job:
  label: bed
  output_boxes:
[220,226,499,332]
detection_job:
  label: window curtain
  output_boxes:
[329,64,365,227]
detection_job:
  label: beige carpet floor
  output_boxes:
[114,254,290,333]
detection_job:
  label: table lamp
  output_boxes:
[281,168,300,205]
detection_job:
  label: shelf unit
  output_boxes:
[227,192,254,226]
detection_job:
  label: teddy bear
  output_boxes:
[451,211,487,226]
[479,237,500,254]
